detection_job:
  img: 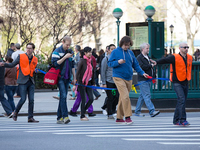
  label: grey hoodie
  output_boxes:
[101,54,114,84]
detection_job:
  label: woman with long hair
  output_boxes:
[75,47,95,121]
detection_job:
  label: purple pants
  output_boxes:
[71,91,93,113]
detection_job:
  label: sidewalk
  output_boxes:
[1,89,200,117]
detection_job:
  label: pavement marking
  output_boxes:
[122,138,200,141]
[24,127,200,133]
[158,142,200,145]
[52,130,200,135]
[87,134,200,138]
[1,114,200,147]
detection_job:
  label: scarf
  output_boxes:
[82,55,93,85]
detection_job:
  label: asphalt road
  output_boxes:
[0,112,199,150]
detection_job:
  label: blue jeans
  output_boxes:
[93,89,101,98]
[173,82,188,124]
[135,81,155,115]
[16,85,21,96]
[57,78,70,120]
[162,69,169,86]
[0,85,13,115]
[16,80,35,119]
[5,85,17,111]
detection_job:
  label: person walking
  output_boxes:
[11,43,25,98]
[11,43,24,61]
[51,36,76,124]
[0,43,39,122]
[74,45,81,72]
[134,43,160,117]
[4,57,18,111]
[108,36,148,125]
[76,46,95,121]
[152,42,192,126]
[69,50,96,117]
[193,48,200,61]
[101,44,119,119]
[0,59,13,118]
[6,43,15,58]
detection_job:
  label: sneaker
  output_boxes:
[53,96,60,100]
[69,110,77,117]
[63,117,70,124]
[7,112,14,118]
[112,113,117,117]
[28,118,39,123]
[102,109,107,115]
[88,113,96,117]
[175,120,190,126]
[12,112,18,121]
[134,113,145,117]
[125,118,133,125]
[107,115,115,120]
[57,118,64,124]
[94,95,101,100]
[80,116,89,121]
[116,119,126,124]
[182,120,190,126]
[150,110,160,117]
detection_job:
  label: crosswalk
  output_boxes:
[0,113,199,147]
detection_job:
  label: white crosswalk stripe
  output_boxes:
[0,114,199,146]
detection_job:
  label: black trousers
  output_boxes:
[105,81,119,115]
[78,81,94,118]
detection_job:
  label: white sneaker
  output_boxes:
[102,90,105,93]
[102,109,107,115]
[112,113,117,117]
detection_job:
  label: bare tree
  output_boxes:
[1,0,47,53]
[128,0,167,22]
[170,0,200,53]
[39,0,83,54]
[80,0,113,50]
[0,0,18,55]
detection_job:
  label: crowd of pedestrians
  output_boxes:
[0,35,193,127]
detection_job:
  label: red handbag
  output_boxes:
[43,67,60,85]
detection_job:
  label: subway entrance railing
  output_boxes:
[130,61,200,99]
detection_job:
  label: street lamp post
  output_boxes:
[169,24,174,54]
[144,5,155,58]
[113,8,123,46]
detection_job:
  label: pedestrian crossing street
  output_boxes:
[0,113,200,146]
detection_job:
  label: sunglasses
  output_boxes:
[181,46,189,49]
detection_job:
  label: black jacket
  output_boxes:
[137,53,156,81]
[76,58,95,85]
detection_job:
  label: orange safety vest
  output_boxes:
[170,53,192,82]
[19,53,38,77]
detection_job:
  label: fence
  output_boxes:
[130,61,200,99]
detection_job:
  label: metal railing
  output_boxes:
[130,61,200,99]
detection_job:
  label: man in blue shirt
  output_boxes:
[51,36,76,124]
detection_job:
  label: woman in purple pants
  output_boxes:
[69,91,96,117]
